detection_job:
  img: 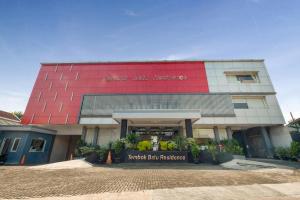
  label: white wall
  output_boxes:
[49,135,69,163]
[195,61,285,126]
[205,61,275,93]
[269,126,292,148]
[43,125,83,135]
[97,128,120,147]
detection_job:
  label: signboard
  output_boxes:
[124,150,188,163]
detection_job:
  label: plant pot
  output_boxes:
[193,158,199,164]
[85,152,99,164]
[114,157,121,163]
[212,160,219,165]
[216,152,233,163]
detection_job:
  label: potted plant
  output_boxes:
[167,141,177,151]
[174,136,187,151]
[95,147,108,164]
[125,133,140,150]
[137,140,152,151]
[207,143,218,164]
[191,144,200,164]
[112,139,124,163]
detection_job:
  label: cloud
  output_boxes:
[124,9,138,17]
[0,91,29,112]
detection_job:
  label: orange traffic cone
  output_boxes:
[106,150,112,165]
[20,155,26,165]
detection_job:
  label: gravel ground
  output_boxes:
[1,164,300,199]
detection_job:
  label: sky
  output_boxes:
[0,0,299,123]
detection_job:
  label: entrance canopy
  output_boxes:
[113,109,201,125]
[79,94,235,125]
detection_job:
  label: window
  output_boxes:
[233,103,249,109]
[236,75,254,81]
[232,96,268,109]
[225,71,259,83]
[10,138,21,152]
[29,138,46,152]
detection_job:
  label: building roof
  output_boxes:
[40,59,265,65]
[0,110,20,125]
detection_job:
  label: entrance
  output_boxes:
[129,126,180,140]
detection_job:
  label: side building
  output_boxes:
[1,60,292,164]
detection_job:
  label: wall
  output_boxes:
[22,61,208,125]
[0,131,54,165]
[49,135,69,163]
[97,128,120,147]
[269,126,292,148]
[0,131,29,164]
[196,61,285,126]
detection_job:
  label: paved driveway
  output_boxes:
[1,163,300,199]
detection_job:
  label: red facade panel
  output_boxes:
[21,61,209,125]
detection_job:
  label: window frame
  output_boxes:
[29,138,46,153]
[10,138,21,152]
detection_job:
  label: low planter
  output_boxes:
[216,152,233,164]
[233,155,246,160]
[124,150,188,163]
[85,152,99,164]
[199,150,213,163]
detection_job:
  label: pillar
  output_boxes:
[260,127,274,158]
[213,126,220,143]
[185,119,193,138]
[120,119,128,138]
[93,127,99,146]
[226,127,233,140]
[81,126,87,141]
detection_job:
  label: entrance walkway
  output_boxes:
[1,162,300,199]
[6,182,300,200]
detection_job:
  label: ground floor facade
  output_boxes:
[42,121,292,163]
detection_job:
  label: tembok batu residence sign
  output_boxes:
[125,150,188,163]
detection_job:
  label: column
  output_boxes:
[213,126,220,143]
[120,119,128,138]
[226,127,233,140]
[93,127,99,146]
[81,126,87,141]
[185,119,193,138]
[260,127,274,158]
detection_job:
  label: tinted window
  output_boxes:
[236,75,254,81]
[233,103,249,109]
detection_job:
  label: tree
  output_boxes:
[11,111,23,120]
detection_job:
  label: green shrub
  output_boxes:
[167,141,177,151]
[191,144,200,161]
[174,136,187,151]
[159,141,168,151]
[137,140,152,151]
[220,139,244,155]
[290,141,300,159]
[112,139,124,156]
[79,145,96,156]
[275,147,290,160]
[125,133,140,149]
[207,143,217,161]
[186,138,196,147]
[95,147,108,160]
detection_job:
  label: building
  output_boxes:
[0,110,20,125]
[1,60,292,164]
